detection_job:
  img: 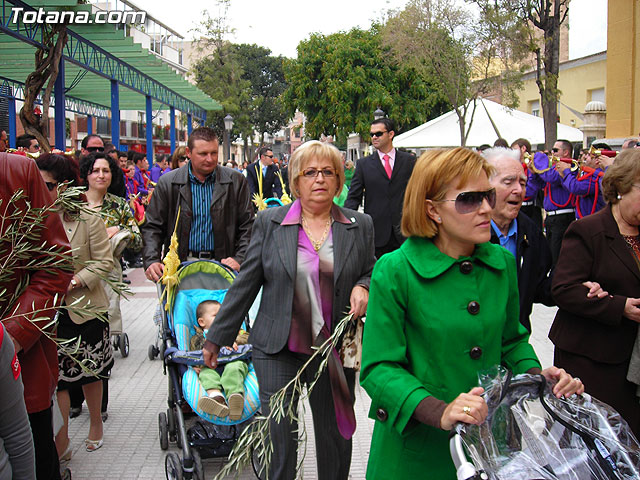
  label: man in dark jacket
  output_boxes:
[344,118,415,258]
[485,147,555,331]
[485,148,606,331]
[1,152,73,479]
[246,146,283,202]
[142,127,253,281]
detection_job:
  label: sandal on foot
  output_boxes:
[228,393,244,421]
[59,441,73,462]
[198,395,229,417]
[85,437,103,452]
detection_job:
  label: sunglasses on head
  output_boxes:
[86,146,105,153]
[300,167,336,178]
[439,188,496,214]
[370,131,387,138]
[45,181,58,192]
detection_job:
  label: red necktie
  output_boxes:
[383,154,392,179]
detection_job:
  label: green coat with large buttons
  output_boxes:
[360,236,541,479]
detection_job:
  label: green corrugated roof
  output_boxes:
[0,1,220,113]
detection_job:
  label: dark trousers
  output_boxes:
[545,211,574,264]
[253,348,355,480]
[28,406,61,480]
[375,235,401,260]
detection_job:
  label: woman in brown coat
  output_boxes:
[550,148,640,435]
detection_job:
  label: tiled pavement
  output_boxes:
[63,267,557,479]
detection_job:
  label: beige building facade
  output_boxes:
[516,52,607,131]
[606,0,640,138]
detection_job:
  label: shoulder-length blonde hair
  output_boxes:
[602,149,640,204]
[401,147,494,238]
[288,140,344,199]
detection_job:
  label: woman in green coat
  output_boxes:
[360,147,584,479]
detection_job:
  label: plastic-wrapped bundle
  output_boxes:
[451,368,640,480]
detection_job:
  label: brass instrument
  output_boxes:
[525,151,576,175]
[588,145,617,158]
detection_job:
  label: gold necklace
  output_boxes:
[301,214,332,251]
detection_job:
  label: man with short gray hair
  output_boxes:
[483,147,554,331]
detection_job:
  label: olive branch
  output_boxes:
[214,313,354,480]
[1,187,131,376]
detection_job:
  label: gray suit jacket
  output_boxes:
[206,203,376,354]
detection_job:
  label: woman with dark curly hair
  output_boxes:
[36,153,114,458]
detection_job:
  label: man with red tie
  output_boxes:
[345,118,416,259]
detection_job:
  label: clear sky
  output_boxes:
[134,0,607,60]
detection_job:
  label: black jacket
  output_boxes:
[246,161,283,200]
[490,211,554,331]
[141,164,254,267]
[344,149,415,248]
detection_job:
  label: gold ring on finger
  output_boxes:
[463,405,472,416]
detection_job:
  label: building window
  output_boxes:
[590,88,605,103]
[529,99,540,117]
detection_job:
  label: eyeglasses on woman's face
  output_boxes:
[45,181,58,192]
[438,188,496,214]
[299,167,336,179]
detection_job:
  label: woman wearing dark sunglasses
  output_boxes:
[360,147,583,479]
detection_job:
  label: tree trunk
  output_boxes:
[19,25,68,152]
[456,107,466,147]
[541,14,560,150]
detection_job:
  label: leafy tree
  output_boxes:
[192,3,289,162]
[191,3,252,150]
[381,0,527,146]
[283,27,446,142]
[471,0,570,149]
[232,44,288,143]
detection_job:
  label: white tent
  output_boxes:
[394,98,583,149]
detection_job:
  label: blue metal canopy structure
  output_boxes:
[0,0,221,153]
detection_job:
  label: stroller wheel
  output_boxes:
[167,408,177,442]
[119,333,129,358]
[148,344,159,361]
[165,452,183,480]
[251,445,267,480]
[112,335,120,351]
[191,449,204,480]
[158,412,169,450]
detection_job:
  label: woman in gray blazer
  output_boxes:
[203,140,376,479]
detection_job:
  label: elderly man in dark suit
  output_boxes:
[246,146,283,202]
[345,118,415,258]
[485,147,606,332]
[203,140,376,479]
[485,147,555,331]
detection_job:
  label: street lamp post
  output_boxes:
[223,114,234,164]
[374,108,385,120]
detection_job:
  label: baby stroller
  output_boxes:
[156,260,261,480]
[450,368,640,480]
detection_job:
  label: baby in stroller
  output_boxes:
[191,300,251,421]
